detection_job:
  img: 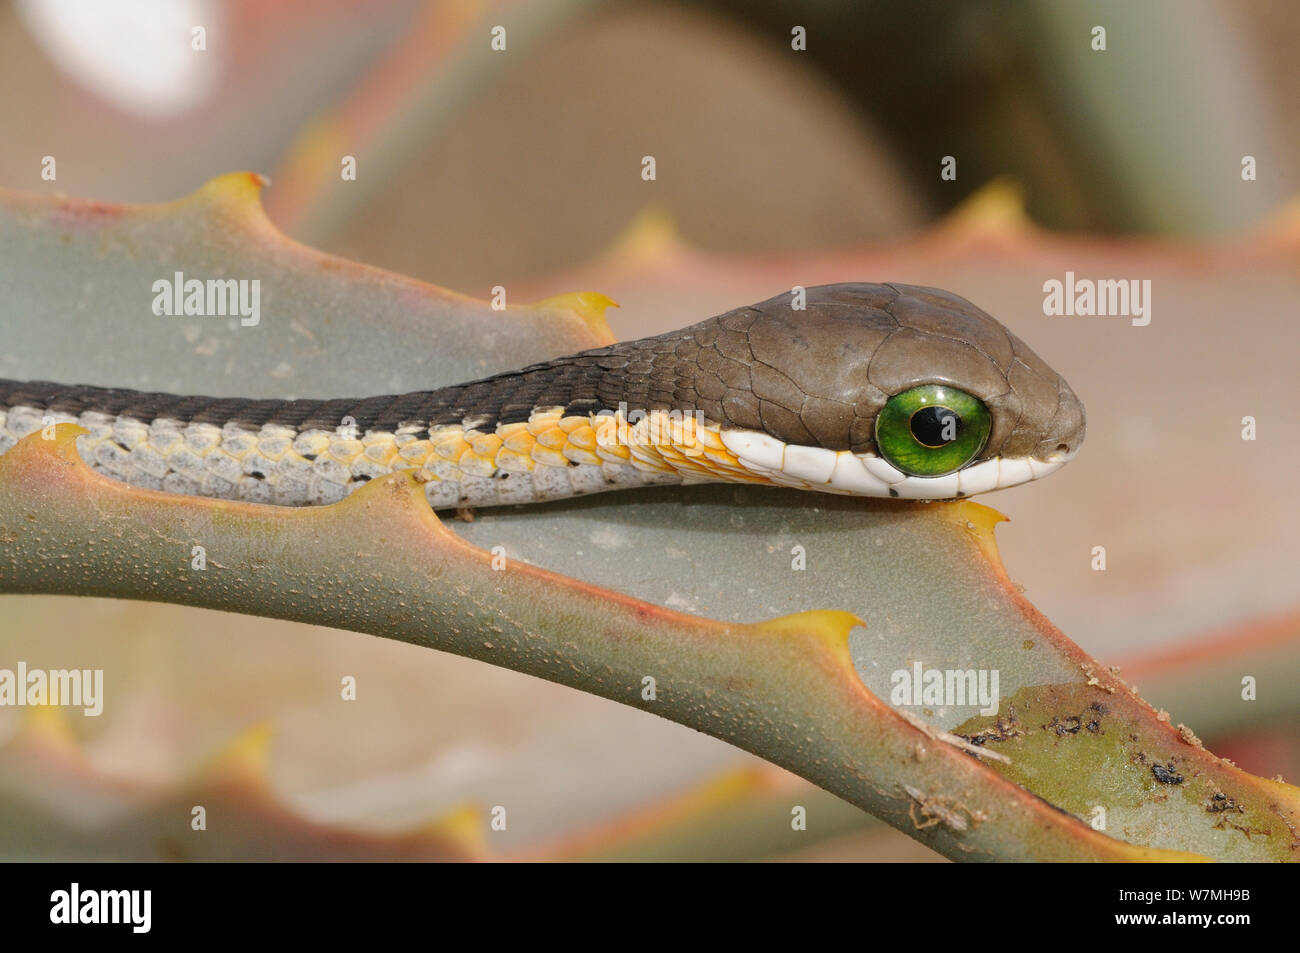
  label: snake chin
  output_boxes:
[719,427,1075,501]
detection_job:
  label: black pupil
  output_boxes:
[910,406,959,447]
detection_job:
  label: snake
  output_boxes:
[0,283,1084,509]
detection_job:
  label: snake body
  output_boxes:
[0,283,1085,509]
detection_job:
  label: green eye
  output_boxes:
[874,385,991,477]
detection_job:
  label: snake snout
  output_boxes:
[1035,378,1086,463]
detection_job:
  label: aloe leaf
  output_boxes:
[0,710,482,861]
[0,427,1226,861]
[0,173,613,392]
[3,178,1298,861]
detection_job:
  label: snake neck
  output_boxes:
[0,379,793,508]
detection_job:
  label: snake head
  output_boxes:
[686,282,1085,499]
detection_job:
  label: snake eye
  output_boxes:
[874,385,991,477]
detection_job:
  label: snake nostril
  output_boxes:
[1055,443,1068,453]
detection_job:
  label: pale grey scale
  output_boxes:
[0,404,686,510]
[434,461,680,509]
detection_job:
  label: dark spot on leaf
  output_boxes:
[1045,715,1082,736]
[1152,762,1184,785]
[1206,791,1243,814]
[954,712,1025,747]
